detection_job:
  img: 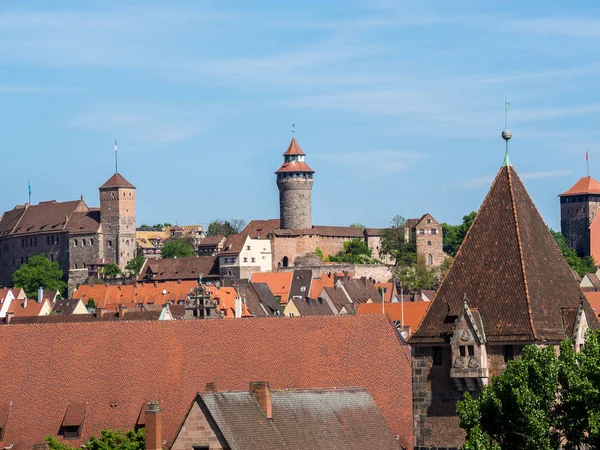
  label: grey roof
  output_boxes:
[289,269,312,299]
[199,388,401,450]
[252,282,283,315]
[290,297,336,316]
[51,299,83,315]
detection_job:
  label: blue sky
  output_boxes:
[1,0,599,230]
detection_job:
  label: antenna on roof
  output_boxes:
[114,139,118,174]
[501,97,512,167]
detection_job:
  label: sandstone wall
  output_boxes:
[171,400,227,449]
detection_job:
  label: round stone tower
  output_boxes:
[276,137,314,230]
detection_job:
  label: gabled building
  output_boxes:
[196,235,226,256]
[138,256,220,283]
[219,234,273,280]
[409,153,600,449]
[283,297,337,317]
[318,277,382,314]
[172,383,401,449]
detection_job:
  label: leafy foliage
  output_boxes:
[442,211,476,257]
[125,255,145,275]
[161,239,195,259]
[396,257,438,293]
[12,254,66,299]
[550,229,595,277]
[327,239,377,264]
[46,428,145,450]
[101,263,121,277]
[379,215,417,268]
[315,246,324,260]
[349,222,365,229]
[458,330,600,450]
[207,219,246,237]
[139,223,171,230]
[87,298,96,309]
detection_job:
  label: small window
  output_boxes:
[82,239,86,247]
[468,345,475,356]
[108,240,112,248]
[247,245,251,250]
[427,254,433,265]
[63,426,80,439]
[47,236,50,245]
[73,239,78,247]
[251,257,256,263]
[243,257,248,262]
[431,228,437,235]
[426,219,431,224]
[289,312,295,317]
[459,346,466,357]
[91,238,94,246]
[427,241,432,246]
[300,286,306,293]
[432,347,443,366]
[51,254,54,262]
[504,345,514,363]
[419,229,425,235]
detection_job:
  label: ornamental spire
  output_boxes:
[501,97,512,167]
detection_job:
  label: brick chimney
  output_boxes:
[118,304,127,319]
[250,381,272,419]
[205,382,219,392]
[5,311,14,324]
[145,400,162,450]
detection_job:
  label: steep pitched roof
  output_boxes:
[283,137,305,156]
[0,315,413,449]
[251,282,282,315]
[138,256,219,282]
[198,235,226,246]
[357,302,431,336]
[275,161,314,174]
[241,219,280,239]
[339,278,381,304]
[64,209,101,234]
[198,387,401,449]
[99,172,135,189]
[559,176,600,196]
[411,165,599,344]
[289,269,312,299]
[221,234,248,255]
[250,272,293,303]
[288,297,336,316]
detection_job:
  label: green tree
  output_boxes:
[125,255,145,275]
[12,254,66,299]
[161,239,195,258]
[87,298,96,309]
[315,246,324,261]
[101,263,121,278]
[45,427,145,450]
[549,229,595,277]
[349,222,365,229]
[206,219,245,237]
[396,257,438,293]
[442,211,476,257]
[380,215,417,267]
[327,239,376,264]
[439,256,453,280]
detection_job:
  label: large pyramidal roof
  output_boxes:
[99,172,135,189]
[411,164,598,344]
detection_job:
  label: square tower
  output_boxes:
[99,173,136,270]
[559,176,600,257]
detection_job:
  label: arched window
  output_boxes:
[427,254,433,265]
[282,256,289,267]
[427,241,432,246]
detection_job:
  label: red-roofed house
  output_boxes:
[219,234,272,281]
[250,271,293,304]
[357,301,431,337]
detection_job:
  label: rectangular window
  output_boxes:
[63,426,80,439]
[468,345,475,356]
[504,345,514,363]
[247,245,251,250]
[459,346,466,357]
[431,228,437,235]
[419,229,425,235]
[432,347,443,366]
[243,257,248,262]
[251,257,255,263]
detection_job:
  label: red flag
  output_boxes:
[586,151,589,161]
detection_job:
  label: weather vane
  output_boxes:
[292,123,295,135]
[502,97,512,167]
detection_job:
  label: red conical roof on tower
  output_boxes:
[100,173,135,189]
[283,137,305,156]
[275,138,314,174]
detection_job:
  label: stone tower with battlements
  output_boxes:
[276,137,314,230]
[99,173,136,270]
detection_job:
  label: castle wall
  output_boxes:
[271,234,349,269]
[277,263,392,284]
[277,178,313,230]
[560,195,600,256]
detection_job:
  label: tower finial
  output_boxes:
[501,97,512,167]
[292,123,295,136]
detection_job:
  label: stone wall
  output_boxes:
[171,400,228,449]
[277,263,392,283]
[99,186,136,270]
[560,196,600,256]
[277,177,313,230]
[271,235,350,270]
[414,215,445,267]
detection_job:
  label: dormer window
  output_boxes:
[61,403,85,439]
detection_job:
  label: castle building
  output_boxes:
[276,137,314,230]
[559,176,600,259]
[409,151,599,448]
[0,172,136,295]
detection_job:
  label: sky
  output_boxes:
[1,0,600,230]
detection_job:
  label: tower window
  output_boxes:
[432,347,443,366]
[73,239,78,247]
[427,254,433,265]
[82,239,86,247]
[427,241,432,246]
[91,238,94,246]
[108,240,112,248]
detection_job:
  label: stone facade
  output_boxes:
[278,263,392,283]
[277,177,313,230]
[99,183,136,270]
[171,399,228,450]
[411,214,445,268]
[272,234,349,269]
[560,194,600,256]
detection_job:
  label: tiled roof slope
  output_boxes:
[0,315,413,449]
[199,387,401,449]
[282,137,305,156]
[241,219,280,239]
[99,172,135,189]
[275,161,314,174]
[559,176,600,196]
[358,302,431,335]
[138,256,219,281]
[411,165,599,344]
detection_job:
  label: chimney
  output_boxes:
[5,311,14,324]
[145,401,162,450]
[235,297,242,319]
[38,286,44,304]
[95,307,106,318]
[205,382,219,392]
[118,304,127,319]
[250,381,272,419]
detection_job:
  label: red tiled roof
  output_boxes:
[0,315,413,449]
[250,272,293,303]
[205,285,251,318]
[99,172,135,189]
[275,161,314,174]
[138,257,219,282]
[559,176,600,196]
[8,298,50,317]
[411,165,599,344]
[585,291,600,318]
[283,137,305,156]
[241,219,280,239]
[221,234,248,255]
[358,302,431,336]
[309,273,337,298]
[198,235,225,246]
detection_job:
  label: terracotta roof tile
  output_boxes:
[411,166,599,344]
[282,137,305,156]
[221,234,248,255]
[0,200,89,237]
[198,235,226,246]
[138,257,219,282]
[559,176,600,196]
[64,209,101,234]
[0,315,413,449]
[250,272,293,303]
[358,302,431,336]
[99,172,135,189]
[241,219,280,239]
[275,161,314,174]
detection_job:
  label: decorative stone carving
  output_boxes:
[468,357,480,369]
[460,330,471,342]
[454,357,465,368]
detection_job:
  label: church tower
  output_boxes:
[99,173,136,270]
[559,176,600,256]
[276,137,314,230]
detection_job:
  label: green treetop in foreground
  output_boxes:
[12,254,66,299]
[161,238,195,259]
[46,428,144,450]
[458,329,600,450]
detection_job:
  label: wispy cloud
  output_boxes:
[508,17,600,38]
[315,150,423,177]
[457,169,572,190]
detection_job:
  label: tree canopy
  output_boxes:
[327,239,378,264]
[442,211,476,257]
[349,222,365,229]
[458,329,600,450]
[12,254,66,299]
[46,428,145,450]
[161,239,195,259]
[379,215,417,268]
[550,229,595,277]
[396,256,438,293]
[101,263,121,278]
[125,255,145,275]
[207,219,246,237]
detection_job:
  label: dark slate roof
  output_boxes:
[51,299,82,315]
[340,278,381,304]
[251,282,282,315]
[0,315,413,449]
[138,256,219,282]
[289,269,312,299]
[290,297,336,316]
[199,387,401,450]
[6,307,164,325]
[411,165,600,344]
[99,172,135,189]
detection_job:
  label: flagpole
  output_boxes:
[114,139,118,174]
[28,179,31,205]
[587,150,590,177]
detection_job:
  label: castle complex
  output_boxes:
[0,172,136,294]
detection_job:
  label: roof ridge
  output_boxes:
[508,167,538,340]
[9,203,28,236]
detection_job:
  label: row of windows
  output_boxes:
[431,345,517,366]
[565,207,586,214]
[73,238,94,247]
[243,257,256,263]
[418,228,438,235]
[22,235,61,248]
[561,195,600,203]
[277,172,313,180]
